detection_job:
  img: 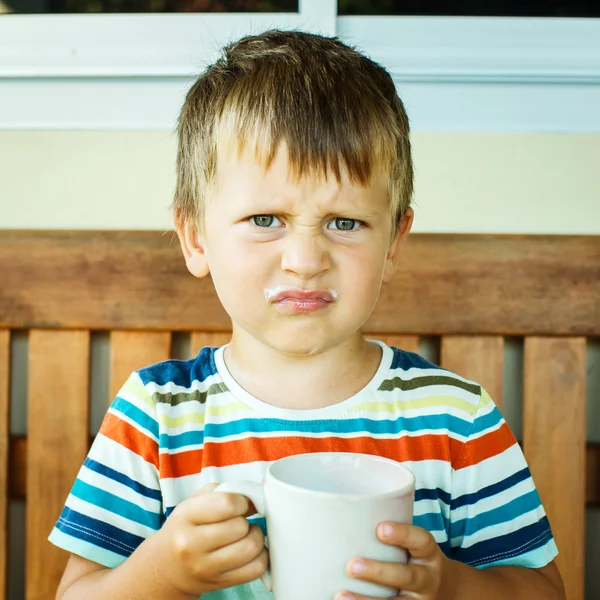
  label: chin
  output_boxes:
[263,327,340,357]
[272,339,325,356]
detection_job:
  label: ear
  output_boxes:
[174,211,210,279]
[382,208,414,283]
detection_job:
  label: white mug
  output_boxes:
[215,452,415,599]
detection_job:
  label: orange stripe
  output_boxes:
[100,412,159,470]
[194,434,452,469]
[160,448,204,479]
[453,422,517,470]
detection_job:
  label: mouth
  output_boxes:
[265,287,338,314]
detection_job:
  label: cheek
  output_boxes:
[208,235,274,291]
[343,244,386,282]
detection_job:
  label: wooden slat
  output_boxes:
[523,337,586,600]
[190,332,232,358]
[26,330,90,600]
[109,331,172,401]
[1,231,599,335]
[0,330,9,600]
[367,334,420,354]
[440,336,504,409]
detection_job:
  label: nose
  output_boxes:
[280,231,331,279]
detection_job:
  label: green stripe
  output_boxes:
[379,375,481,396]
[152,382,229,406]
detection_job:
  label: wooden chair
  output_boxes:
[0,230,598,600]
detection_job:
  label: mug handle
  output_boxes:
[214,481,272,592]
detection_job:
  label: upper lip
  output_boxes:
[272,288,336,303]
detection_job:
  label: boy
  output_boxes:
[51,30,564,600]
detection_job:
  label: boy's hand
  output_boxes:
[336,522,453,600]
[156,483,268,597]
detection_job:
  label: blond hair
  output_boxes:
[174,29,413,233]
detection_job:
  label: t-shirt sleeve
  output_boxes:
[448,388,558,569]
[48,372,164,568]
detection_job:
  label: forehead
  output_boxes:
[215,142,390,210]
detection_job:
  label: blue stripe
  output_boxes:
[451,468,531,510]
[84,458,162,501]
[72,479,162,530]
[55,507,146,558]
[414,511,448,533]
[451,490,543,542]
[438,539,452,558]
[160,430,205,450]
[137,348,218,388]
[470,406,503,435]
[249,516,267,537]
[201,414,472,444]
[454,516,553,566]
[112,397,159,439]
[390,348,442,372]
[415,487,451,506]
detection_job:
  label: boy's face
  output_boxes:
[178,144,413,356]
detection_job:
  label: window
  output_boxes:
[338,0,600,17]
[1,0,598,131]
[2,0,296,14]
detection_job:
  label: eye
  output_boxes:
[251,215,282,228]
[328,218,361,231]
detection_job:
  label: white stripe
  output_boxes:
[452,444,528,494]
[161,462,270,509]
[159,442,204,456]
[157,400,206,420]
[201,428,468,444]
[88,434,160,483]
[64,493,158,539]
[161,422,206,437]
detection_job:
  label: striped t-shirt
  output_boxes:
[49,341,558,599]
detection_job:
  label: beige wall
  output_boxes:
[1,131,600,234]
[1,131,599,600]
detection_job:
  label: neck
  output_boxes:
[223,330,382,410]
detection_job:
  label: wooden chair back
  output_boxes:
[0,230,598,600]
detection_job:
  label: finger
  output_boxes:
[181,490,251,525]
[205,524,266,574]
[377,523,439,561]
[219,547,269,588]
[186,515,251,553]
[344,558,430,594]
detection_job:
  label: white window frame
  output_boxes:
[0,0,599,131]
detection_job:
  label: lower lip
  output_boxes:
[273,298,332,313]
